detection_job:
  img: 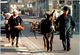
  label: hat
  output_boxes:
[63,6,69,11]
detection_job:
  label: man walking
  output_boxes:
[55,6,75,51]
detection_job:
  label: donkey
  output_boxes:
[41,10,55,52]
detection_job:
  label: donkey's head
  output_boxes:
[45,10,55,32]
[45,10,55,21]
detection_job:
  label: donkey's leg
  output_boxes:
[46,38,49,51]
[45,33,49,51]
[43,34,47,48]
[50,33,54,52]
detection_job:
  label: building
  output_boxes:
[1,0,9,13]
[1,0,79,33]
[72,0,80,34]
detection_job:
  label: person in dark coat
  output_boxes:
[8,10,22,47]
[55,6,75,51]
[4,13,11,43]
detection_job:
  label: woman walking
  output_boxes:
[8,9,22,47]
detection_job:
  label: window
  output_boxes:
[67,1,72,5]
[1,0,8,1]
[15,0,18,2]
[18,0,22,3]
[59,0,64,4]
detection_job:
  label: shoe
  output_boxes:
[8,40,10,43]
[50,47,52,52]
[12,42,14,46]
[8,38,10,43]
[67,48,71,51]
[16,45,18,47]
[44,45,47,49]
[47,48,49,52]
[47,49,49,52]
[64,48,66,51]
[50,49,52,52]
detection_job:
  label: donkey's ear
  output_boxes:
[52,10,55,13]
[50,10,55,16]
[45,13,50,17]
